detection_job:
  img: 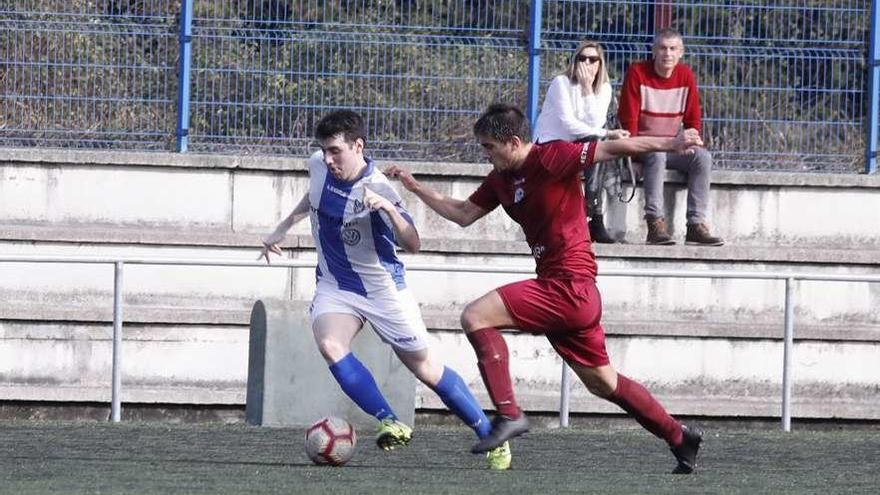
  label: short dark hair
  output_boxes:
[315,110,366,144]
[473,103,531,143]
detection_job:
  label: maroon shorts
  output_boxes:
[496,277,610,368]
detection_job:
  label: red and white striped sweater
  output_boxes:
[617,59,702,137]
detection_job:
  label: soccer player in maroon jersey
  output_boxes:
[385,103,703,474]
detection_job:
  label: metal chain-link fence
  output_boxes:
[0,1,875,172]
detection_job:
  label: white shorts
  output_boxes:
[309,282,433,353]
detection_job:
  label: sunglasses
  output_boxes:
[576,54,601,64]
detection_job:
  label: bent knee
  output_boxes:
[576,368,617,398]
[314,336,349,363]
[460,303,481,333]
[693,148,713,170]
[640,151,666,168]
[585,380,615,398]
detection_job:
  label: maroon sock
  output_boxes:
[466,328,520,418]
[609,374,683,446]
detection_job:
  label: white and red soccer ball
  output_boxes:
[304,416,357,466]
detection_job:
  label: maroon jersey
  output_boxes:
[469,140,598,279]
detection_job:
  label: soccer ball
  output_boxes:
[304,416,357,466]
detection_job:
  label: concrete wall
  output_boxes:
[3,148,878,248]
[1,148,879,421]
[246,300,416,428]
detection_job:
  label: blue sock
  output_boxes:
[431,367,491,439]
[329,353,396,421]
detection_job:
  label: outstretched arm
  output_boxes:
[259,193,310,264]
[593,128,704,163]
[384,165,489,227]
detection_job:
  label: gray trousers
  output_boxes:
[640,147,713,225]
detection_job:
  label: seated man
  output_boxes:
[618,28,724,246]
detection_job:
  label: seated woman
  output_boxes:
[533,39,629,243]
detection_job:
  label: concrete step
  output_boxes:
[3,225,879,265]
[3,239,877,330]
[2,317,877,420]
[3,146,880,251]
[2,302,878,343]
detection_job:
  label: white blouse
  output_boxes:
[533,74,613,143]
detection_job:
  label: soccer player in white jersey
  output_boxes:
[259,110,512,470]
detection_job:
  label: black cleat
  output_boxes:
[670,424,703,474]
[471,414,530,454]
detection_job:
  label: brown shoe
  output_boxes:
[589,215,616,244]
[685,223,724,246]
[646,217,675,245]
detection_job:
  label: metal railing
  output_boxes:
[1,1,876,172]
[2,254,879,430]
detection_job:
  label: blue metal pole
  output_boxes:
[526,0,543,134]
[176,0,194,153]
[867,0,879,174]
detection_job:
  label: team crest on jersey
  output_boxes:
[513,177,525,203]
[341,227,361,246]
[352,199,365,214]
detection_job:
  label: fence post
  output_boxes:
[559,362,571,427]
[867,0,879,174]
[176,0,194,153]
[110,262,124,422]
[781,277,795,431]
[525,0,543,132]
[652,0,673,32]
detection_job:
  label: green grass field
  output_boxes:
[2,421,878,494]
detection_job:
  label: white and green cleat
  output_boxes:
[486,441,512,470]
[376,418,413,451]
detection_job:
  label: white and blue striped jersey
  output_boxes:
[307,151,414,297]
